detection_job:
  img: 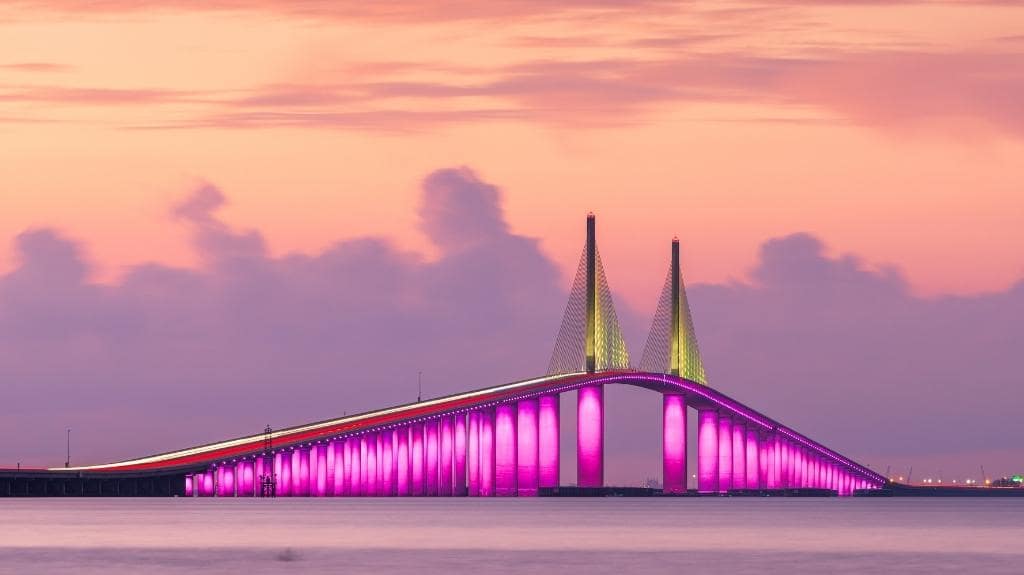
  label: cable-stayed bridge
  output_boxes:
[0,215,886,497]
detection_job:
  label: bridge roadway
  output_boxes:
[0,370,887,497]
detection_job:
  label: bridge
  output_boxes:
[0,215,887,497]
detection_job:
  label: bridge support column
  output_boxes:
[662,394,686,494]
[480,408,496,496]
[382,431,394,496]
[517,398,539,497]
[411,423,424,496]
[757,435,768,490]
[237,460,254,497]
[717,414,732,493]
[495,403,518,496]
[365,433,378,496]
[455,414,467,496]
[732,421,745,490]
[539,394,560,489]
[376,434,384,496]
[577,384,604,488]
[468,411,480,496]
[441,416,454,496]
[325,442,336,496]
[292,447,305,496]
[397,428,410,496]
[426,421,439,496]
[697,408,719,493]
[766,435,778,489]
[200,469,215,497]
[310,445,323,497]
[780,439,790,489]
[745,427,760,489]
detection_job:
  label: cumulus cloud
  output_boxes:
[0,170,1020,480]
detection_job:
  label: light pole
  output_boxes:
[65,428,71,468]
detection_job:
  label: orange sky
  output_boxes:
[2,1,1023,314]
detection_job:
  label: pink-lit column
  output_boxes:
[237,460,254,497]
[185,475,194,497]
[296,448,310,496]
[201,469,215,497]
[341,440,353,496]
[309,445,320,496]
[538,394,560,490]
[765,434,777,489]
[325,442,336,496]
[717,414,732,493]
[331,441,343,496]
[480,408,496,496]
[577,384,604,488]
[382,431,394,496]
[793,447,803,488]
[780,439,790,489]
[731,421,745,490]
[517,398,539,497]
[454,414,467,496]
[662,394,686,494]
[745,427,760,489]
[315,445,329,497]
[274,452,287,496]
[697,408,719,493]
[440,416,454,496]
[376,434,384,495]
[397,427,410,496]
[758,434,769,490]
[495,403,518,496]
[426,421,439,496]
[367,433,380,496]
[411,423,424,496]
[468,411,480,496]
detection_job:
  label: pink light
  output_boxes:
[454,414,467,496]
[745,427,759,490]
[516,398,539,497]
[697,408,718,493]
[382,431,394,497]
[468,411,480,496]
[426,421,439,496]
[538,394,559,489]
[397,427,410,496]
[411,423,424,496]
[717,414,732,493]
[662,394,686,494]
[495,403,517,497]
[440,416,454,496]
[480,408,495,496]
[731,420,745,490]
[184,475,194,497]
[577,384,604,488]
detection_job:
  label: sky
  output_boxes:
[1,1,1021,483]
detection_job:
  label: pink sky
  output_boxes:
[1,2,1022,479]
[2,1,1023,311]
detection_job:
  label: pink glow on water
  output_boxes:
[516,398,539,497]
[454,414,467,496]
[745,428,759,490]
[538,394,559,489]
[495,403,517,497]
[480,409,495,497]
[662,394,686,494]
[697,408,718,493]
[577,385,604,488]
[718,415,733,493]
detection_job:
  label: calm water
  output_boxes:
[2,498,1022,574]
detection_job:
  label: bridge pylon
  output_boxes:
[640,238,708,384]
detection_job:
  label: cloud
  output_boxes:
[0,170,1020,480]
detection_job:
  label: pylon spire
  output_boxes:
[640,238,707,384]
[548,214,630,374]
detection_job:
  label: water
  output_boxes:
[2,498,1022,574]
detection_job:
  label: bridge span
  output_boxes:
[0,215,887,497]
